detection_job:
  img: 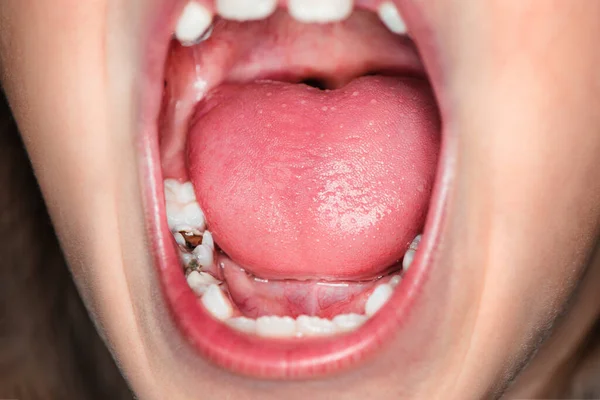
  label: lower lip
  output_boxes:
[138,0,451,379]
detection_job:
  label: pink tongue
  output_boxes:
[187,76,439,279]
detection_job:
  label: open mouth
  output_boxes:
[140,0,449,379]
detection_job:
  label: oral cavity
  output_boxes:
[161,3,440,339]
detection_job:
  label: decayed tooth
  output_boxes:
[202,231,214,251]
[365,283,393,316]
[288,0,353,24]
[227,316,257,334]
[256,316,297,338]
[193,243,214,267]
[175,2,214,46]
[332,313,367,332]
[180,252,195,266]
[201,284,233,320]
[216,0,277,21]
[377,1,406,34]
[296,315,336,336]
[187,270,220,295]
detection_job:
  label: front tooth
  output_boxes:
[175,2,214,46]
[296,315,336,336]
[402,249,416,270]
[193,244,214,267]
[227,316,257,334]
[288,0,353,24]
[256,316,297,338]
[332,313,367,332]
[187,271,219,295]
[377,1,407,34]
[365,283,393,316]
[201,284,233,320]
[216,0,277,21]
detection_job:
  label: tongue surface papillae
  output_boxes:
[187,75,439,279]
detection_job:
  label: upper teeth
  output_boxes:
[193,243,214,267]
[174,2,214,46]
[377,2,407,35]
[174,0,408,44]
[288,0,353,23]
[216,0,278,21]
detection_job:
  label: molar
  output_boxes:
[201,284,234,320]
[187,270,220,295]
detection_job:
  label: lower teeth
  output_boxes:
[165,178,421,338]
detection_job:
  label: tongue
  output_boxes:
[187,75,439,279]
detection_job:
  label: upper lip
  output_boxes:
[136,0,453,379]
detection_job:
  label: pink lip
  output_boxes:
[137,0,454,379]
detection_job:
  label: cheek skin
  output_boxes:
[0,1,108,286]
[0,0,162,396]
[436,1,600,396]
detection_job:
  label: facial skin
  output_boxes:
[1,0,599,399]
